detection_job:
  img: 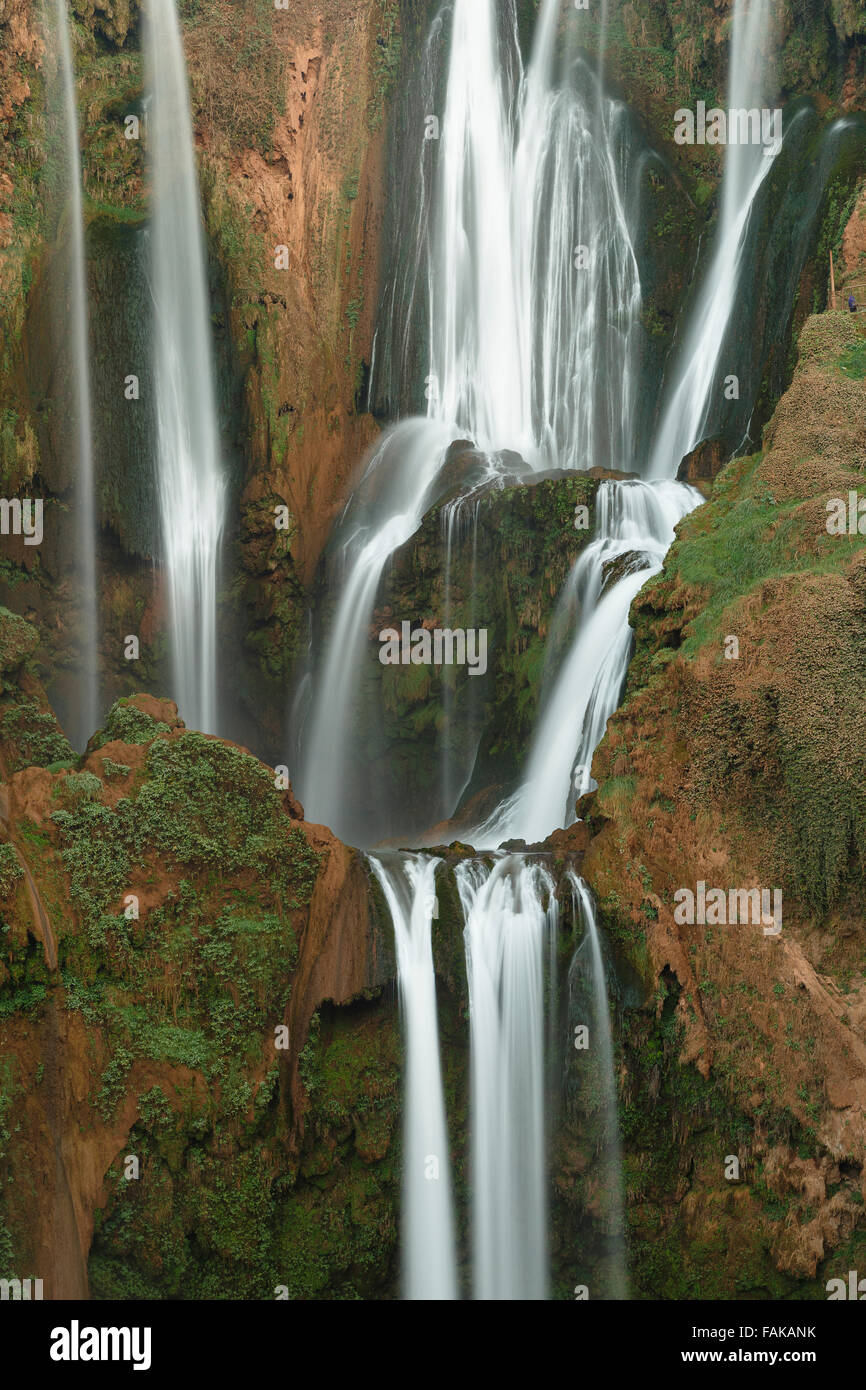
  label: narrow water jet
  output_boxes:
[368,852,457,1300]
[439,492,485,821]
[147,0,225,734]
[52,0,99,748]
[440,496,461,820]
[649,0,779,476]
[568,872,627,1299]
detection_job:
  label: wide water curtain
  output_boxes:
[147,0,225,734]
[54,0,99,747]
[429,0,641,470]
[458,857,557,1300]
[517,0,641,472]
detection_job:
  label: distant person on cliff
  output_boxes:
[848,293,857,314]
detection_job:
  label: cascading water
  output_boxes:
[53,0,99,748]
[456,855,558,1300]
[431,0,527,452]
[475,478,701,846]
[368,853,457,1300]
[147,0,225,735]
[297,418,455,845]
[300,0,643,841]
[430,0,641,468]
[649,0,779,476]
[304,0,788,1302]
[300,0,651,1300]
[477,0,782,844]
[568,872,627,1299]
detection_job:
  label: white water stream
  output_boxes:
[147,0,225,734]
[303,0,780,1301]
[649,0,779,476]
[457,854,557,1299]
[569,872,627,1299]
[475,478,701,846]
[53,0,99,746]
[300,0,642,840]
[369,853,457,1300]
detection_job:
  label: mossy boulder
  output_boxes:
[311,467,599,842]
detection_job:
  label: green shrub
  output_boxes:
[58,771,103,809]
[93,699,170,748]
[0,844,23,900]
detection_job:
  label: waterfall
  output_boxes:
[300,0,643,841]
[297,418,455,843]
[53,0,99,748]
[475,478,701,847]
[456,855,557,1300]
[649,0,779,476]
[440,496,461,818]
[430,0,641,469]
[440,492,484,820]
[568,872,627,1299]
[371,847,558,1299]
[146,0,225,734]
[473,0,786,845]
[430,0,526,451]
[368,853,457,1300]
[293,0,799,1304]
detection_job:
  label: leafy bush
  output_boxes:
[93,699,170,748]
[1,699,74,771]
[0,844,23,900]
[58,771,103,810]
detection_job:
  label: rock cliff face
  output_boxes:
[574,290,866,1292]
[189,0,396,693]
[0,614,402,1297]
[0,0,408,753]
[5,287,866,1298]
[1,0,864,748]
[312,458,600,841]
